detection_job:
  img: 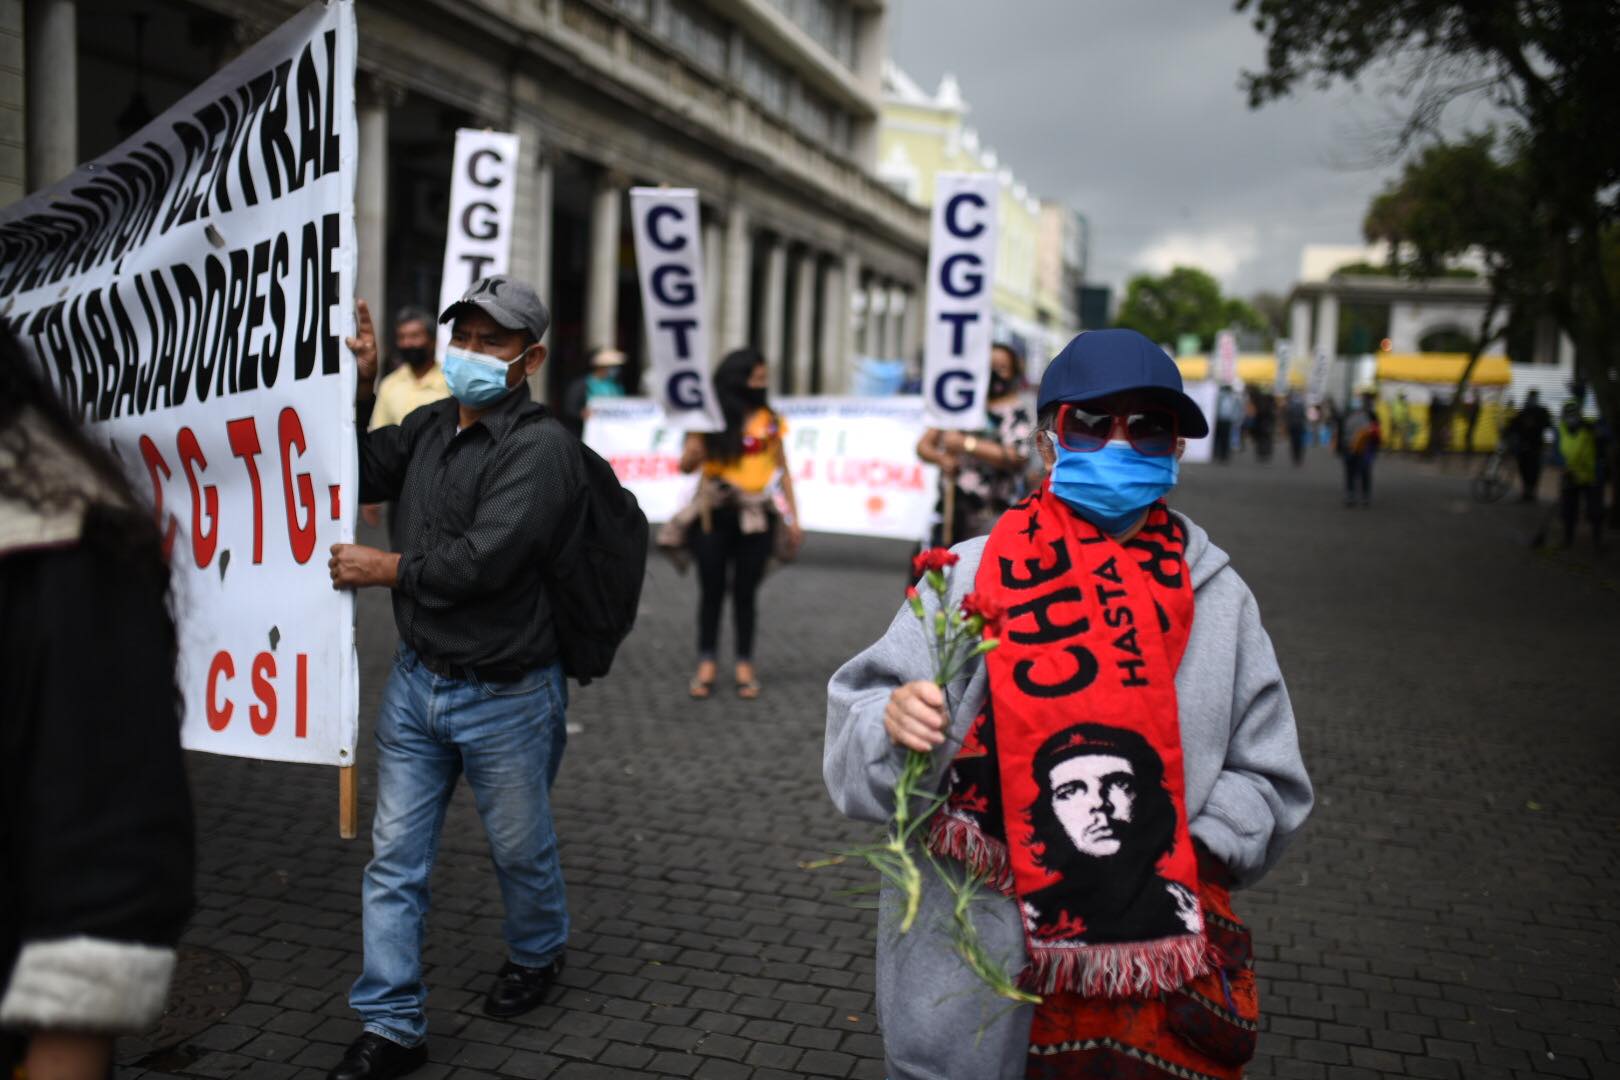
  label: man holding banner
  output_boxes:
[326,276,582,1080]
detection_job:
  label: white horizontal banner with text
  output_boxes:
[584,397,940,541]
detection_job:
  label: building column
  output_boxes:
[788,246,816,394]
[1312,291,1339,360]
[901,282,923,365]
[585,171,623,351]
[355,78,391,326]
[1289,295,1312,360]
[703,213,724,363]
[842,250,868,390]
[817,256,844,395]
[883,282,905,360]
[25,0,76,190]
[759,233,788,367]
[721,203,752,351]
[510,119,554,304]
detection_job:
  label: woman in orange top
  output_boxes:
[679,349,802,700]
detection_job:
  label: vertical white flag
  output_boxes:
[437,129,521,348]
[922,173,998,430]
[1214,329,1239,387]
[629,188,722,431]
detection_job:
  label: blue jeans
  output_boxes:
[350,646,569,1047]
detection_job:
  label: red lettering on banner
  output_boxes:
[226,417,266,563]
[138,434,178,559]
[821,459,926,491]
[278,407,317,563]
[608,453,682,482]
[296,653,308,738]
[177,426,218,568]
[250,651,277,735]
[207,650,235,730]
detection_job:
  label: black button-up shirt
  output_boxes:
[358,383,583,676]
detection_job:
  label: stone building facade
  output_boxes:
[5,0,928,401]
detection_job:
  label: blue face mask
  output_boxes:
[1050,440,1178,534]
[443,344,520,408]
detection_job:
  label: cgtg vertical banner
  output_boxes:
[1274,341,1292,396]
[922,173,998,430]
[437,129,521,349]
[629,188,722,431]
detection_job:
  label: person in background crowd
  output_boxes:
[1337,391,1382,507]
[1284,389,1309,466]
[1507,389,1552,501]
[1249,386,1277,462]
[825,328,1312,1080]
[915,342,1036,543]
[362,307,449,537]
[1,327,195,1079]
[1389,391,1412,452]
[1556,402,1604,550]
[328,276,583,1080]
[676,348,802,701]
[1212,384,1241,464]
[561,345,628,437]
[1427,393,1451,456]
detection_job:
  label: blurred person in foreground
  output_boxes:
[825,328,1312,1080]
[1337,391,1382,508]
[1556,402,1603,550]
[1284,389,1309,465]
[361,307,448,536]
[915,341,1037,543]
[329,276,584,1079]
[671,348,802,700]
[0,328,194,1078]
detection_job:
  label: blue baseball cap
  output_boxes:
[1037,329,1210,438]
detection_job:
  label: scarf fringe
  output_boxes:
[1022,933,1218,999]
[927,813,1016,894]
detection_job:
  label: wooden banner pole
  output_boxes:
[941,472,956,547]
[339,765,358,839]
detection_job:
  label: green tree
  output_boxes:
[1114,266,1266,350]
[1358,133,1547,449]
[1236,0,1620,479]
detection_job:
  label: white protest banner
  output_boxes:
[628,188,722,430]
[1214,329,1239,386]
[1307,345,1332,404]
[585,396,938,540]
[1179,381,1218,465]
[0,0,358,767]
[437,129,520,351]
[1273,341,1292,396]
[922,173,998,430]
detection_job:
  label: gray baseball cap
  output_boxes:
[439,275,550,341]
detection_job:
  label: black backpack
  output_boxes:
[537,410,650,684]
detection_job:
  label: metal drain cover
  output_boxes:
[116,945,249,1068]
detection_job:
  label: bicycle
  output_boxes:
[1471,442,1513,503]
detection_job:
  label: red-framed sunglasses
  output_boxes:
[1055,403,1179,457]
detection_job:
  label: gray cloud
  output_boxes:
[887,0,1447,298]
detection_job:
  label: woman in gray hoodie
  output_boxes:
[824,330,1313,1080]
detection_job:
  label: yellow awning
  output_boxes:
[1376,353,1512,385]
[1174,354,1306,388]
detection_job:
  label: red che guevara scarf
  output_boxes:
[928,482,1211,998]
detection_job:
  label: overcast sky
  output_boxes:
[887,0,1483,300]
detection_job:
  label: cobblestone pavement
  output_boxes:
[120,449,1620,1080]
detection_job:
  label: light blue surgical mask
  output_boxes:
[442,344,519,408]
[1050,440,1178,534]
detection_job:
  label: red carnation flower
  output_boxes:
[959,592,1003,634]
[912,547,960,578]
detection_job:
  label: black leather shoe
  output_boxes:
[326,1033,427,1080]
[483,955,565,1018]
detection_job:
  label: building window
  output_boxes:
[770,0,855,69]
[668,0,728,75]
[739,41,788,114]
[611,0,651,22]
